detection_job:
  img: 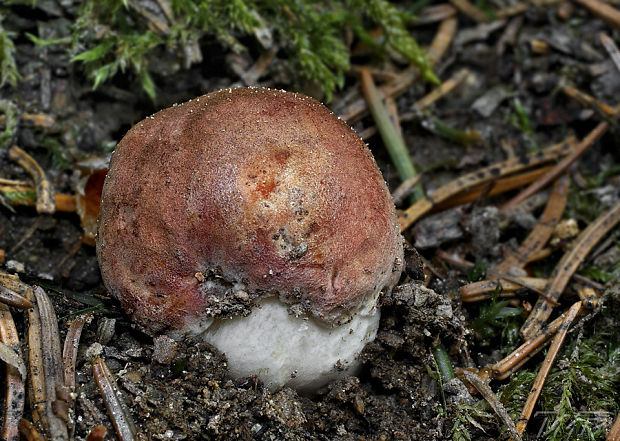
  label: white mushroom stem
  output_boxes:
[200,296,380,391]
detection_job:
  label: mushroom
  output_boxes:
[97,87,404,391]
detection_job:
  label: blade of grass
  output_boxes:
[360,68,424,202]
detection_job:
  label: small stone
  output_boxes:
[233,289,249,301]
[96,317,116,345]
[436,303,453,319]
[85,343,104,361]
[152,335,179,364]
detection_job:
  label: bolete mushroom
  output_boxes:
[97,87,403,391]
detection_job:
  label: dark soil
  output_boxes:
[1,2,619,441]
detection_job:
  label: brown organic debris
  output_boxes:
[399,138,576,230]
[513,301,583,438]
[92,358,138,441]
[8,145,56,214]
[521,201,620,339]
[0,304,25,441]
[26,286,69,441]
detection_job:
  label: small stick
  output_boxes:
[415,4,457,25]
[399,138,575,230]
[450,0,489,22]
[576,284,599,309]
[461,277,548,302]
[18,419,44,441]
[32,287,69,440]
[0,272,31,295]
[573,0,620,31]
[9,217,41,255]
[496,175,569,273]
[491,314,564,379]
[427,16,459,66]
[360,68,468,140]
[461,370,521,441]
[599,33,620,72]
[435,249,474,271]
[561,83,616,117]
[0,304,25,441]
[392,175,422,206]
[26,287,69,440]
[92,358,138,441]
[521,202,620,339]
[432,166,553,211]
[339,16,457,123]
[496,3,529,18]
[62,315,91,393]
[513,301,583,438]
[7,145,55,214]
[0,284,34,309]
[0,113,56,131]
[25,286,48,434]
[572,273,605,291]
[413,68,470,111]
[0,178,30,186]
[501,121,611,213]
[0,185,76,212]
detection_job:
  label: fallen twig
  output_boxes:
[513,301,583,438]
[432,166,553,212]
[561,83,617,117]
[0,276,34,309]
[62,315,91,394]
[501,121,610,213]
[360,68,469,140]
[399,138,575,230]
[461,370,521,441]
[450,0,489,23]
[26,286,69,440]
[0,304,25,441]
[92,358,138,441]
[392,175,422,206]
[8,145,55,214]
[498,175,568,273]
[599,33,620,72]
[338,16,457,123]
[521,201,620,339]
[0,185,76,212]
[491,314,564,379]
[461,276,548,302]
[414,4,457,25]
[574,0,620,31]
[18,419,44,441]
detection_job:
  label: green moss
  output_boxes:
[25,0,436,100]
[449,401,495,441]
[0,98,18,150]
[4,189,37,205]
[0,13,19,88]
[498,295,619,441]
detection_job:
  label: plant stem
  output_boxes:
[360,68,424,202]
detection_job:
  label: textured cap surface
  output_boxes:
[97,87,403,335]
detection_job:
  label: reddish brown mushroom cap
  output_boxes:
[97,88,403,336]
